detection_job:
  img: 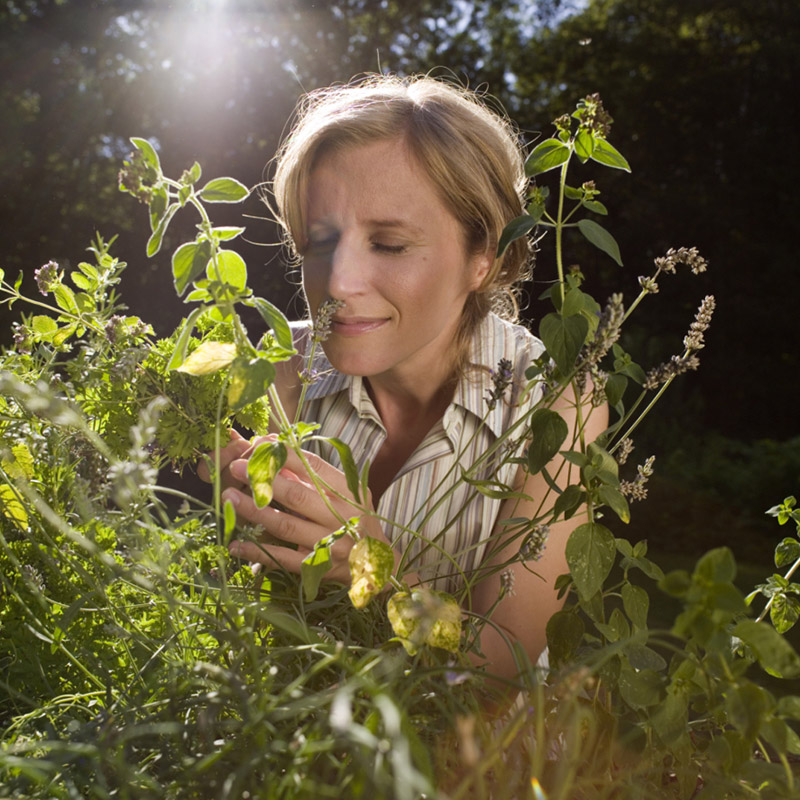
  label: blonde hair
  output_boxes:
[270,73,531,362]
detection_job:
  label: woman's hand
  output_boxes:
[220,435,392,584]
[196,428,252,492]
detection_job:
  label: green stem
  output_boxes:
[555,157,572,288]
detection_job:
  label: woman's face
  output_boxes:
[302,137,490,388]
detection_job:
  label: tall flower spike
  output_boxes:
[486,357,514,410]
[683,295,716,352]
[644,353,700,390]
[311,298,345,343]
[620,455,655,501]
[34,260,59,295]
[653,246,708,276]
[521,524,549,561]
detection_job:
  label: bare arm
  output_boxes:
[468,388,608,691]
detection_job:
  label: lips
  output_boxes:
[330,316,389,336]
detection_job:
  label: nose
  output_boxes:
[326,234,368,301]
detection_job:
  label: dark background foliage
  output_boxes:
[1,0,798,563]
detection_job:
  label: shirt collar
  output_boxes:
[300,314,512,438]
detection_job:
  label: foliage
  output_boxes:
[1,96,799,799]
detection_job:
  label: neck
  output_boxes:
[365,367,457,428]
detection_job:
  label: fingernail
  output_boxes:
[230,461,247,481]
[222,489,239,507]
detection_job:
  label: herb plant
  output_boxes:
[1,96,799,799]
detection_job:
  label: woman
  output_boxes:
[207,74,607,688]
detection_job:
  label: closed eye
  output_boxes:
[306,234,339,254]
[371,242,407,255]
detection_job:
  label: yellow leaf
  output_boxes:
[0,484,28,529]
[176,341,237,376]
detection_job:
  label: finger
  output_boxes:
[197,429,250,483]
[223,487,336,552]
[229,539,310,573]
[229,539,352,583]
[280,445,369,507]
[227,455,355,525]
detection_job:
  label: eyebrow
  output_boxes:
[364,218,425,235]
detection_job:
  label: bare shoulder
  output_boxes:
[271,322,310,429]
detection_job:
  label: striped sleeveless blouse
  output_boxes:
[300,313,545,593]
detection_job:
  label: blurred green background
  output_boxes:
[1,0,798,581]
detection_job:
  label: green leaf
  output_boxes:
[325,437,362,503]
[577,219,623,266]
[0,484,28,529]
[574,128,594,162]
[695,546,737,584]
[776,695,800,720]
[149,185,168,231]
[247,440,287,508]
[251,297,294,351]
[561,287,588,317]
[74,293,94,314]
[539,312,589,375]
[497,215,536,258]
[187,161,202,184]
[301,539,335,602]
[53,284,77,314]
[176,341,237,376]
[199,177,250,203]
[590,138,631,172]
[70,271,92,291]
[726,683,772,741]
[546,609,584,667]
[621,583,649,629]
[734,620,800,678]
[618,664,662,709]
[206,249,247,291]
[626,642,666,671]
[565,522,616,601]
[31,315,58,337]
[553,484,584,520]
[527,408,569,473]
[775,537,800,568]
[211,226,246,241]
[583,199,608,215]
[651,691,689,745]
[130,136,161,173]
[147,203,179,257]
[172,240,213,295]
[525,138,571,176]
[227,356,276,411]
[605,373,627,408]
[166,306,206,370]
[598,484,630,523]
[223,498,236,541]
[771,593,800,634]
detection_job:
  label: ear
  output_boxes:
[468,251,494,292]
